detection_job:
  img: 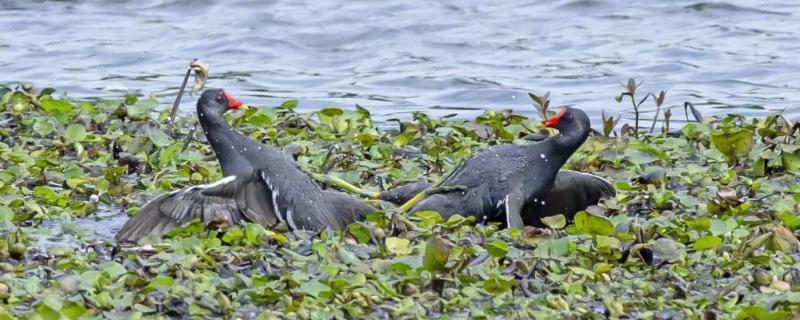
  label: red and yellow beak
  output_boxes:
[223,90,249,110]
[543,108,567,128]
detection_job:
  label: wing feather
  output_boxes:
[116,171,280,243]
[523,170,615,226]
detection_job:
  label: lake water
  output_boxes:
[1,0,800,127]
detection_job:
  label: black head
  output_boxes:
[543,107,590,133]
[197,88,248,116]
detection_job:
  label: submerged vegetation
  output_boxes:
[1,82,800,319]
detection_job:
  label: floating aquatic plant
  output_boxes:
[0,81,799,319]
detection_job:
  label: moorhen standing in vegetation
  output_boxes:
[115,89,375,242]
[406,108,614,228]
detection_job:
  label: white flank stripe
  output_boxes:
[561,169,612,185]
[205,176,237,188]
[263,172,286,224]
[286,208,298,230]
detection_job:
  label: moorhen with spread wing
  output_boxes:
[405,107,614,228]
[115,89,375,242]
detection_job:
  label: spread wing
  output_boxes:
[524,170,615,225]
[116,170,279,243]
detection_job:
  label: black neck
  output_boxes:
[198,110,245,173]
[536,118,590,168]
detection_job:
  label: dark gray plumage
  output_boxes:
[381,170,614,227]
[522,170,615,226]
[116,89,375,243]
[408,108,605,228]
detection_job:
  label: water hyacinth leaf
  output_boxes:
[10,81,800,317]
[128,98,158,119]
[710,128,753,165]
[534,238,572,258]
[60,301,89,319]
[65,124,87,142]
[693,235,723,250]
[423,236,451,273]
[40,98,73,115]
[0,207,12,222]
[244,223,266,245]
[386,237,412,255]
[596,235,620,250]
[485,239,509,257]
[753,158,766,177]
[222,228,244,244]
[33,118,54,136]
[781,148,800,172]
[780,214,800,230]
[541,214,567,229]
[653,238,684,262]
[769,225,800,253]
[742,233,771,257]
[735,306,791,320]
[574,211,614,236]
[147,127,174,147]
[300,280,332,299]
[280,99,298,110]
[318,107,344,127]
[628,142,668,161]
[348,223,372,244]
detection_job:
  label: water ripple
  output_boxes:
[0,0,798,126]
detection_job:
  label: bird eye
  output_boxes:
[216,93,224,103]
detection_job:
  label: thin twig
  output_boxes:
[398,159,466,212]
[167,65,193,131]
[180,123,198,153]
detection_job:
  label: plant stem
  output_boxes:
[309,173,380,199]
[649,104,661,134]
[630,93,639,138]
[167,66,193,132]
[398,160,465,212]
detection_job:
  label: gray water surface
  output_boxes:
[1,0,799,125]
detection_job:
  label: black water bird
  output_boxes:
[406,108,614,228]
[115,89,375,242]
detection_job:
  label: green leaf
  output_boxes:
[0,207,13,222]
[146,127,174,147]
[483,274,514,294]
[541,214,567,229]
[244,223,266,245]
[485,240,509,257]
[386,237,412,255]
[33,119,54,137]
[781,149,800,172]
[628,142,668,161]
[685,217,711,230]
[40,98,73,115]
[147,276,175,290]
[574,211,614,236]
[735,306,791,320]
[61,301,89,320]
[101,262,127,280]
[347,223,372,244]
[693,235,722,250]
[222,228,244,244]
[65,124,87,142]
[780,213,800,230]
[423,236,451,273]
[710,128,754,165]
[300,280,332,298]
[280,99,298,110]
